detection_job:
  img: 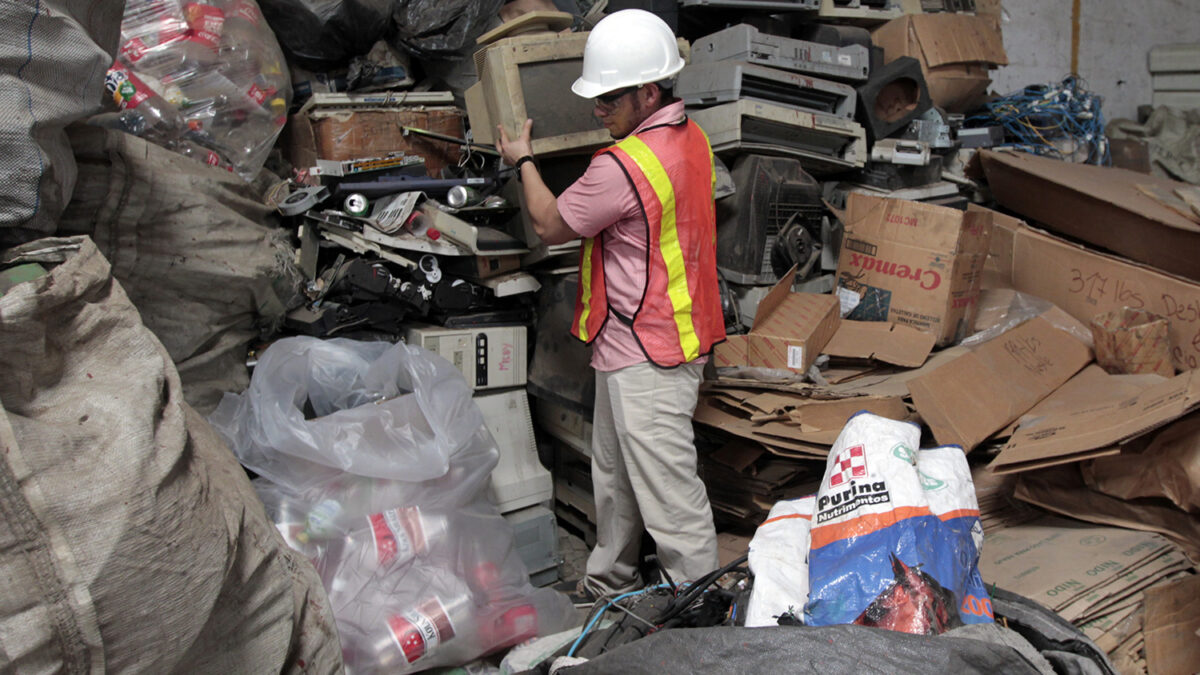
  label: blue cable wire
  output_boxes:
[968,76,1110,165]
[566,584,670,658]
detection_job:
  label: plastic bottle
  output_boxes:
[470,561,541,650]
[104,61,185,144]
[359,588,480,672]
[119,0,225,87]
[365,507,450,569]
[321,507,451,613]
[217,0,289,107]
[174,139,234,171]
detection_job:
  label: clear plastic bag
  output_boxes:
[103,0,291,179]
[210,337,487,492]
[961,290,1093,348]
[212,338,575,672]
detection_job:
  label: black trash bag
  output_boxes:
[257,0,395,71]
[546,587,1116,675]
[991,588,1118,675]
[391,0,504,59]
[552,624,1052,675]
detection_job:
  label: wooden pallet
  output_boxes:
[554,477,596,548]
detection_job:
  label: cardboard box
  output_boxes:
[991,369,1200,474]
[907,315,1093,451]
[1090,308,1175,378]
[719,267,841,374]
[1144,575,1200,675]
[981,207,1200,372]
[980,150,1200,281]
[748,291,840,373]
[713,335,750,369]
[822,320,936,368]
[835,193,993,346]
[870,14,1008,113]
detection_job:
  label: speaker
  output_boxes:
[855,56,932,141]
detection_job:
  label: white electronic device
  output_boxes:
[475,389,553,514]
[405,324,527,391]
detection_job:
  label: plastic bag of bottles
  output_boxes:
[99,0,292,179]
[210,338,575,672]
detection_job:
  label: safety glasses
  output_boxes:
[594,86,639,111]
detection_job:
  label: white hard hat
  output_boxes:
[571,9,684,99]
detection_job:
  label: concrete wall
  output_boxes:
[992,0,1200,121]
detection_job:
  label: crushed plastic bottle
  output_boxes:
[103,61,186,143]
[106,0,291,179]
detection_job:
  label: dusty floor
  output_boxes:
[556,524,590,586]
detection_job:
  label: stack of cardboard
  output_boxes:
[979,516,1194,674]
[698,440,821,526]
[964,151,1200,671]
[695,157,1200,670]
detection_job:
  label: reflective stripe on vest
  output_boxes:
[574,236,604,342]
[615,135,700,360]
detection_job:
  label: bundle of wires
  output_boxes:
[565,554,750,659]
[967,75,1110,165]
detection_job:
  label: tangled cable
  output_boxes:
[565,554,751,659]
[968,75,1110,165]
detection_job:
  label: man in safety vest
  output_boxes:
[497,9,723,602]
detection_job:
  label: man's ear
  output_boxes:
[642,83,663,107]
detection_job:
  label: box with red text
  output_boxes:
[835,194,993,346]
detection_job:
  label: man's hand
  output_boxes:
[495,117,576,246]
[497,118,534,166]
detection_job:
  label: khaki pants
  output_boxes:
[584,360,719,595]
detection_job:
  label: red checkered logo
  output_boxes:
[829,445,868,487]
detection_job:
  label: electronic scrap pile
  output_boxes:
[13,0,1199,674]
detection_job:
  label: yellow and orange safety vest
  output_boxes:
[571,118,725,367]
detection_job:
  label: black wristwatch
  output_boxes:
[514,155,535,181]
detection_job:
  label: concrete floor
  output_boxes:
[556,524,590,585]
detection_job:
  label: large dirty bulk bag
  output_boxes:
[0,236,340,672]
[58,125,303,415]
[0,1,122,247]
